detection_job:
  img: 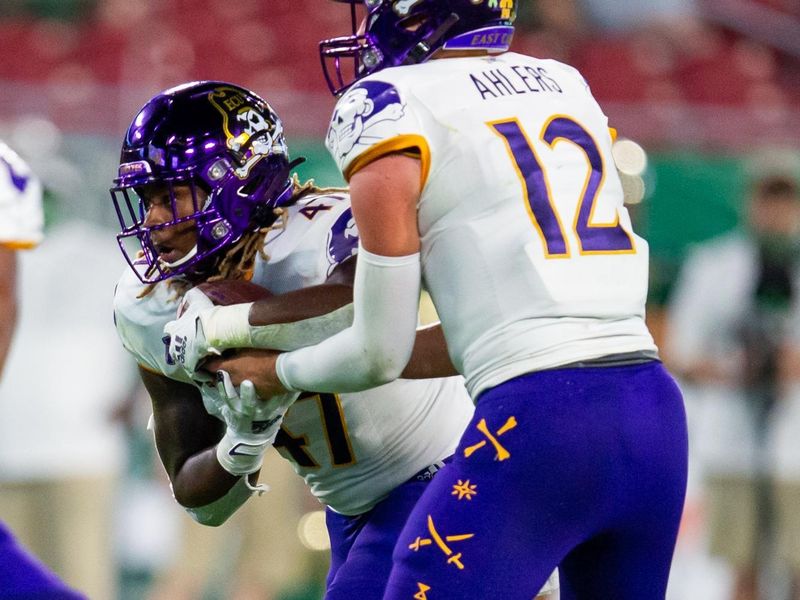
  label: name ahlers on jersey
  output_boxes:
[469,63,564,100]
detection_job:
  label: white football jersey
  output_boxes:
[114,191,474,515]
[326,53,657,398]
[0,142,44,249]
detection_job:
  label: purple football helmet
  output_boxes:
[320,0,517,95]
[111,81,296,283]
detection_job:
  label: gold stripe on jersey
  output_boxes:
[0,240,39,250]
[344,134,431,190]
[609,127,618,142]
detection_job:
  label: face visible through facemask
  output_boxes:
[141,183,206,266]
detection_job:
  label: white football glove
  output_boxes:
[213,370,299,477]
[162,287,224,378]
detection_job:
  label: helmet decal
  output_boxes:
[207,86,288,178]
[326,80,405,160]
[489,0,515,20]
[117,161,151,179]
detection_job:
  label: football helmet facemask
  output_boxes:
[320,0,517,95]
[111,81,297,283]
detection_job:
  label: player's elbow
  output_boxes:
[171,482,198,509]
[362,361,401,386]
[360,345,409,386]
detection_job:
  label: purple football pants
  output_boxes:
[0,521,86,599]
[325,465,446,599]
[383,361,688,600]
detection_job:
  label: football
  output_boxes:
[195,279,273,306]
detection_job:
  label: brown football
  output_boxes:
[195,279,273,306]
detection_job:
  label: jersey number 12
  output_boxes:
[490,115,635,258]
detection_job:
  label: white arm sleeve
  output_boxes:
[275,245,421,393]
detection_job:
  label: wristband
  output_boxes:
[200,303,253,350]
[215,427,276,476]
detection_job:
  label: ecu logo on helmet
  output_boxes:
[208,87,275,153]
[207,86,287,178]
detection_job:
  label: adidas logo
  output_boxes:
[174,335,187,365]
[163,334,187,366]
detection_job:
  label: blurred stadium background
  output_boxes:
[0,0,799,599]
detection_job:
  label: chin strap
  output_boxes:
[288,156,306,170]
[403,13,460,65]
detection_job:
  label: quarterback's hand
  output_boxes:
[204,348,291,399]
[214,369,297,438]
[212,369,299,476]
[163,287,221,377]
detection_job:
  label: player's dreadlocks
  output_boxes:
[138,175,347,299]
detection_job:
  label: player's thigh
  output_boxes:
[326,479,430,600]
[559,521,679,600]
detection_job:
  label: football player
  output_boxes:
[111,81,557,599]
[171,2,690,598]
[0,141,85,599]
